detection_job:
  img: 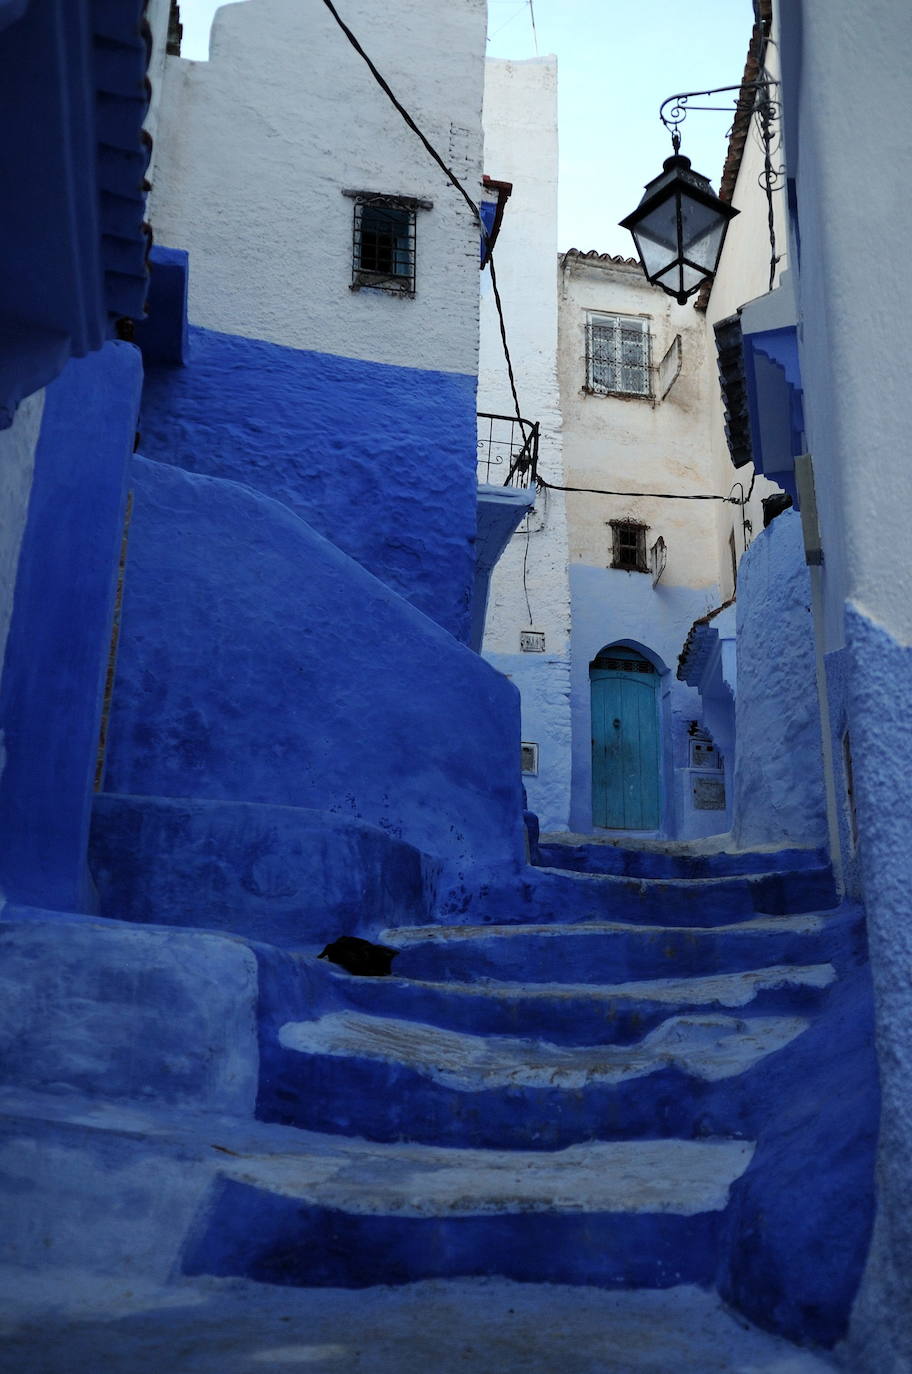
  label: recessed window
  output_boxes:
[587,313,651,397]
[610,519,649,573]
[346,190,432,296]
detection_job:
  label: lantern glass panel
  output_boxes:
[680,199,728,271]
[630,198,680,279]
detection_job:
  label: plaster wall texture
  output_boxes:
[840,604,912,1371]
[485,651,571,833]
[89,796,440,950]
[774,9,912,1363]
[732,511,826,852]
[568,565,719,839]
[701,27,787,597]
[149,0,485,380]
[0,914,259,1115]
[0,344,141,913]
[140,327,477,641]
[104,456,525,867]
[477,58,571,829]
[142,0,172,157]
[557,256,728,837]
[0,387,42,774]
[558,256,722,590]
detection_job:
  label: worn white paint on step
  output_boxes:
[329,961,836,1006]
[279,1010,808,1089]
[0,1086,754,1220]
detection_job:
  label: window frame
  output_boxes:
[345,189,432,298]
[586,312,652,398]
[609,519,650,573]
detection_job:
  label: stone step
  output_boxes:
[534,837,829,880]
[0,1272,840,1374]
[0,1085,754,1295]
[380,913,851,986]
[434,864,839,931]
[313,959,836,1046]
[260,1008,807,1148]
[183,1133,755,1292]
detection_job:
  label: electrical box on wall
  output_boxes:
[690,738,721,770]
[520,630,545,653]
[520,742,539,776]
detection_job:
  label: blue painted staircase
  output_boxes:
[0,836,873,1358]
[176,840,871,1344]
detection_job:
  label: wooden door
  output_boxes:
[591,650,660,830]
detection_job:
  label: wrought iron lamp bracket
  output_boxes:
[659,79,780,148]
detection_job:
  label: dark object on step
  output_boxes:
[762,491,793,527]
[318,935,398,977]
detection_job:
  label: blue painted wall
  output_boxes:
[90,795,439,949]
[103,456,525,866]
[0,342,141,910]
[840,602,912,1361]
[733,511,827,851]
[568,565,724,839]
[484,652,572,832]
[140,327,479,642]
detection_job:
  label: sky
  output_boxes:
[178,0,754,256]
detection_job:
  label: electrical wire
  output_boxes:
[527,0,539,55]
[536,476,745,503]
[317,0,525,429]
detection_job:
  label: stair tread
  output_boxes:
[280,1009,808,1088]
[329,962,836,1005]
[0,1086,754,1217]
[383,913,831,942]
[535,865,829,887]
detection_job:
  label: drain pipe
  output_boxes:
[795,454,843,892]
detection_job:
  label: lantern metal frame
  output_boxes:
[621,78,780,304]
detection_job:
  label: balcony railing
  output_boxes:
[476,412,540,489]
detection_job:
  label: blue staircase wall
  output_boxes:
[0,342,141,911]
[102,456,525,867]
[140,326,479,643]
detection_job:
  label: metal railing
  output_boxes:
[476,413,540,489]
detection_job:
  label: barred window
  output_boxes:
[610,519,650,573]
[345,190,431,297]
[587,313,651,396]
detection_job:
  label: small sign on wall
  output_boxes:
[520,630,546,652]
[693,776,726,810]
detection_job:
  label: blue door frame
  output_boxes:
[590,649,660,830]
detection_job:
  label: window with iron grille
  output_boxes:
[610,519,650,572]
[586,313,651,397]
[347,191,429,296]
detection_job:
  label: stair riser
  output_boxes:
[390,930,833,985]
[533,845,829,880]
[436,869,838,930]
[257,1051,779,1150]
[184,1178,722,1290]
[322,974,832,1046]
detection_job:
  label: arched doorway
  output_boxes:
[590,646,660,830]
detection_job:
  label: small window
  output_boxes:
[587,314,651,396]
[347,191,430,296]
[520,742,539,776]
[610,520,649,573]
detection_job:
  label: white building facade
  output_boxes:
[559,251,732,839]
[478,56,571,832]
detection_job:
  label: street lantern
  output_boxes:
[620,139,739,305]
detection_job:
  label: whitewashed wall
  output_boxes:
[478,57,571,832]
[558,254,727,838]
[148,0,486,377]
[779,3,912,1367]
[559,255,723,589]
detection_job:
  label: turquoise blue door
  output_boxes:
[590,649,660,830]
